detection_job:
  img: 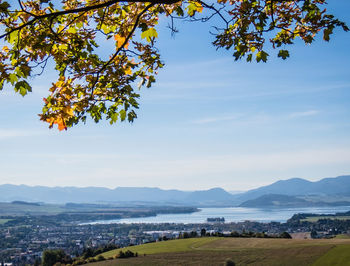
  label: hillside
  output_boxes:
[239,194,310,208]
[85,237,350,266]
[235,175,350,203]
[239,194,350,208]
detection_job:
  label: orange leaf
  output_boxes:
[2,46,9,53]
[114,34,126,48]
[57,120,67,131]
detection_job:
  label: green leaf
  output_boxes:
[0,2,10,12]
[175,6,184,17]
[120,109,126,121]
[278,50,290,60]
[14,80,32,97]
[323,28,333,42]
[128,110,137,122]
[138,23,148,32]
[186,2,199,17]
[141,28,158,43]
[109,112,119,124]
[256,51,269,63]
[246,54,253,62]
[8,73,18,85]
[67,27,77,34]
[8,31,18,45]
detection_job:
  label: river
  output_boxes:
[84,206,350,225]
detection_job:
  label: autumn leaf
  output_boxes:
[114,34,129,49]
[125,67,132,75]
[57,120,67,131]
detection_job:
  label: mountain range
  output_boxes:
[0,175,349,207]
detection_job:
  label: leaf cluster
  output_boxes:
[0,0,347,130]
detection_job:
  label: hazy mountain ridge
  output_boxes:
[0,184,236,206]
[235,175,350,203]
[239,194,350,208]
[0,175,349,207]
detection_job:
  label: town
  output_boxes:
[1,212,349,265]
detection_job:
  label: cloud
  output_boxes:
[289,110,320,118]
[191,112,274,127]
[0,129,43,139]
[192,109,321,127]
[192,114,243,124]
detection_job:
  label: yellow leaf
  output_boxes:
[2,46,9,53]
[196,3,203,13]
[125,67,132,75]
[46,118,54,126]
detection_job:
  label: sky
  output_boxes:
[0,1,349,191]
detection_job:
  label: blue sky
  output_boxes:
[0,1,349,191]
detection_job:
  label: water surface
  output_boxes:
[85,206,350,224]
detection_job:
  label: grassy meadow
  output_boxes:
[0,202,65,215]
[88,237,350,265]
[301,216,350,222]
[313,244,350,266]
[335,234,350,239]
[0,218,13,225]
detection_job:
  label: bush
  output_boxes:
[87,257,96,263]
[224,258,235,266]
[116,250,136,259]
[42,249,72,266]
[72,259,85,265]
[280,232,292,239]
[230,231,240,237]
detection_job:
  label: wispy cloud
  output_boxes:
[289,110,320,118]
[192,109,321,126]
[0,129,43,139]
[192,114,243,124]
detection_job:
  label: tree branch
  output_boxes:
[89,2,156,95]
[0,0,180,40]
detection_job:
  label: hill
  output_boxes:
[235,175,350,203]
[85,237,350,266]
[0,184,237,206]
[239,194,350,208]
[239,194,311,208]
[0,175,349,207]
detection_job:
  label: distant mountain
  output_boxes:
[184,188,235,205]
[234,175,350,203]
[0,184,236,206]
[0,175,349,207]
[238,194,350,208]
[239,194,309,208]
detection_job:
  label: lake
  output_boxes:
[85,206,350,225]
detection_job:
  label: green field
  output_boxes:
[0,202,65,215]
[301,216,350,222]
[335,234,350,239]
[313,245,350,266]
[0,219,12,225]
[88,237,350,266]
[101,238,220,257]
